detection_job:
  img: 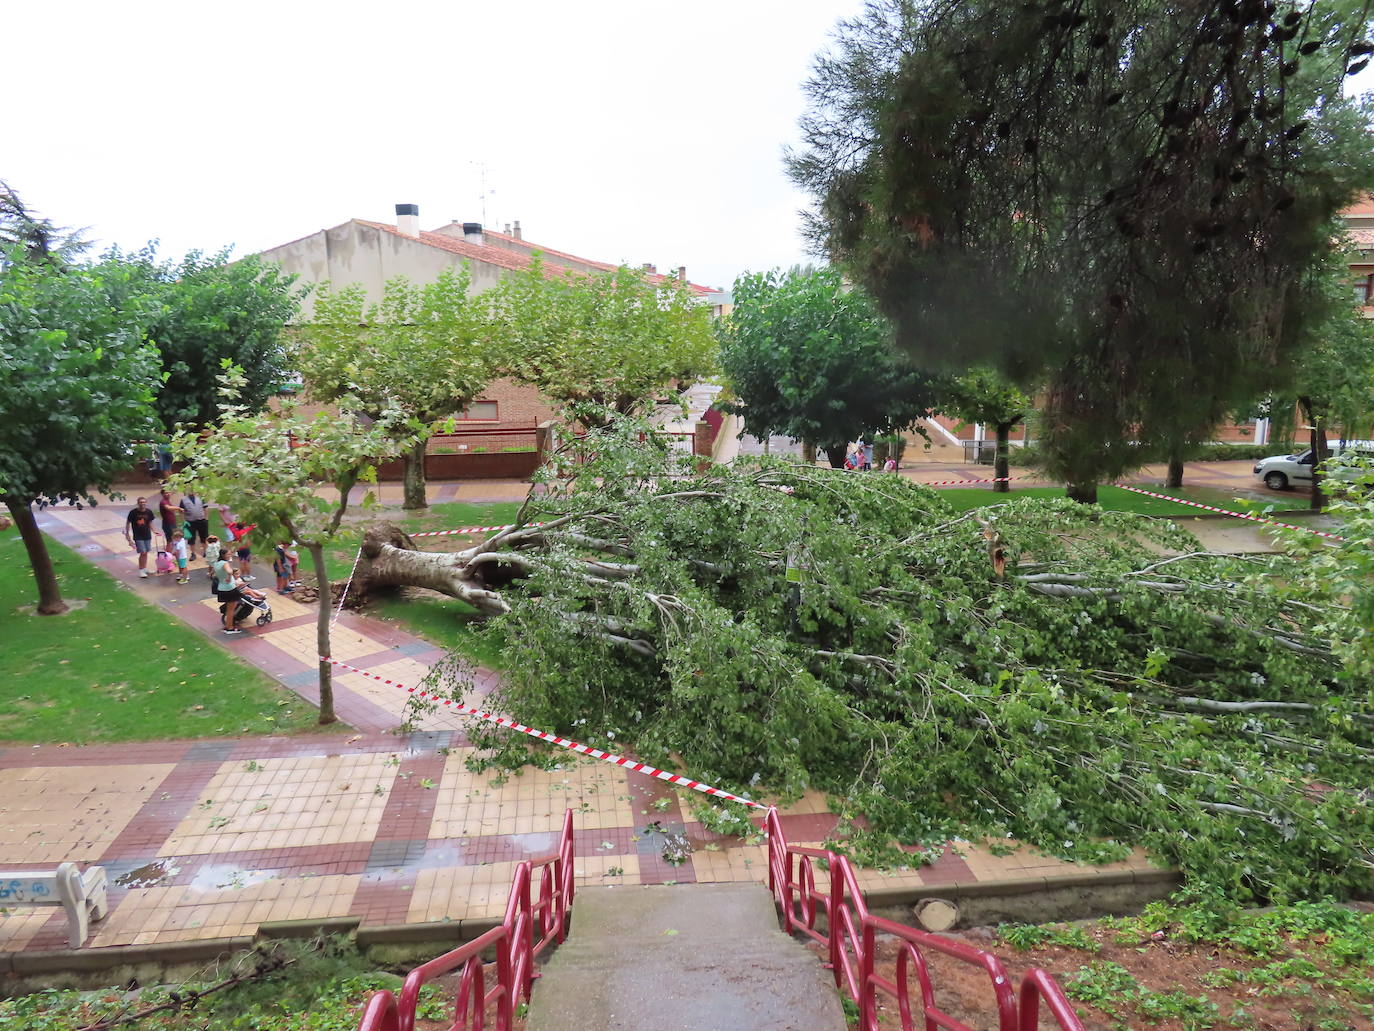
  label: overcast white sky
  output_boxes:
[8,0,870,291]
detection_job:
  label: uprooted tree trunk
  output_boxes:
[353,522,515,617]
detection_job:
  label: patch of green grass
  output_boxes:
[370,593,507,670]
[0,533,336,744]
[934,484,1250,517]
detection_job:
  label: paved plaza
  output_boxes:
[2,469,1246,957]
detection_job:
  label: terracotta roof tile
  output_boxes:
[423,221,713,294]
[1342,195,1374,217]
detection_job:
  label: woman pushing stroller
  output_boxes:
[212,550,271,636]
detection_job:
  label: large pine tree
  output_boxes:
[790,0,1374,500]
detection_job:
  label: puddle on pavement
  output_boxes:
[641,821,694,866]
[187,864,278,893]
[115,860,181,888]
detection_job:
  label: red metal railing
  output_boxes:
[765,807,1084,1031]
[356,809,575,1031]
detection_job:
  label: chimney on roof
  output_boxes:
[396,203,420,237]
[677,265,687,284]
[504,223,511,235]
[642,263,657,274]
[512,220,522,240]
[463,222,484,246]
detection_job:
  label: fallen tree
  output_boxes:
[367,421,1371,902]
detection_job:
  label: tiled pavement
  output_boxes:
[2,481,1163,956]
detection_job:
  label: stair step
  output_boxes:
[526,884,847,1031]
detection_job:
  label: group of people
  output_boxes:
[124,492,302,635]
[844,439,899,472]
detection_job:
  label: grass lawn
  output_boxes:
[933,484,1259,517]
[0,533,339,744]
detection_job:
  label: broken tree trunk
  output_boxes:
[354,522,512,617]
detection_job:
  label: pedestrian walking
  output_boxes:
[861,439,874,471]
[180,492,210,559]
[124,496,157,578]
[172,531,191,583]
[273,544,295,595]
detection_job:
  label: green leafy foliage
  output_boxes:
[1279,455,1374,679]
[0,937,447,1031]
[122,249,306,431]
[303,267,492,428]
[301,267,494,507]
[0,248,160,507]
[998,922,1099,952]
[719,266,935,464]
[485,257,717,421]
[419,426,1371,902]
[789,0,1374,493]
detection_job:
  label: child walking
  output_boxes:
[273,543,295,595]
[172,531,191,584]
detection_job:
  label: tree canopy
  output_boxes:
[936,366,1034,491]
[789,0,1374,499]
[300,266,493,509]
[0,245,161,613]
[355,424,1371,902]
[116,249,305,431]
[172,370,412,723]
[485,258,718,423]
[719,266,935,466]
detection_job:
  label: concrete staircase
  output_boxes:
[526,883,847,1031]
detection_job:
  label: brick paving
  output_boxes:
[1,480,1164,956]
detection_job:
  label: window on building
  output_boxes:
[1356,276,1372,305]
[456,401,498,421]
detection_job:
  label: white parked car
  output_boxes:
[1254,442,1374,491]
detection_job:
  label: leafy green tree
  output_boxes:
[171,371,412,723]
[1277,250,1374,508]
[386,427,1370,902]
[789,0,1374,503]
[300,267,493,510]
[486,258,717,425]
[0,246,160,614]
[132,251,305,432]
[719,267,935,467]
[937,368,1033,492]
[1286,454,1374,678]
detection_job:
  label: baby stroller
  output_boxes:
[220,590,274,629]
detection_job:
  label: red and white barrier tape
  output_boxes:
[411,522,537,538]
[323,656,766,808]
[920,476,1017,487]
[332,545,364,626]
[1114,484,1346,541]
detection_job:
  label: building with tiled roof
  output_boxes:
[1342,195,1374,312]
[253,206,725,455]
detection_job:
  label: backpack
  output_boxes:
[155,550,175,574]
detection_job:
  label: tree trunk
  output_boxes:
[1300,400,1326,512]
[1066,483,1098,504]
[356,524,512,616]
[308,542,336,725]
[993,423,1011,493]
[1166,453,1185,489]
[800,441,816,466]
[823,444,848,469]
[402,438,429,511]
[5,499,68,615]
